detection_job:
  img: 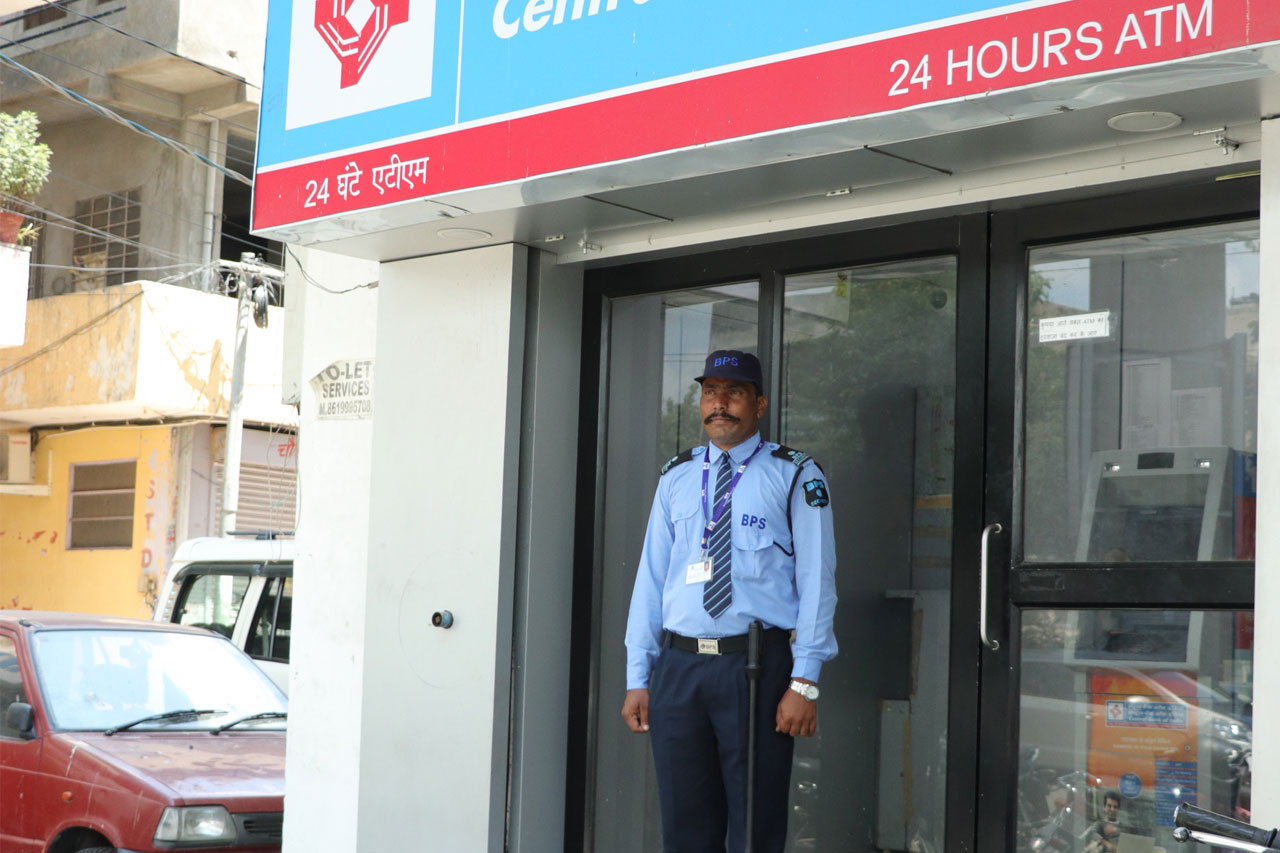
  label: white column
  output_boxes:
[1253,119,1280,826]
[355,245,527,851]
[280,247,379,853]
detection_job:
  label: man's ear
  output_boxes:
[756,394,768,417]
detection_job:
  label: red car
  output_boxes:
[0,612,286,852]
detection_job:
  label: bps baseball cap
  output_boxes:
[695,350,764,394]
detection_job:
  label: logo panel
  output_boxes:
[286,0,437,130]
[315,0,411,89]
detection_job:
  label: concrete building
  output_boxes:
[0,0,294,617]
[256,2,1276,851]
[0,0,275,296]
[0,282,295,616]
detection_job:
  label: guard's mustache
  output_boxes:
[705,412,740,424]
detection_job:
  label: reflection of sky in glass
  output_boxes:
[1226,241,1259,302]
[1033,258,1091,310]
[661,283,758,406]
[1032,228,1259,311]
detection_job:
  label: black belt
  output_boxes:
[667,627,790,655]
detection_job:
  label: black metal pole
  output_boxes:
[745,620,763,853]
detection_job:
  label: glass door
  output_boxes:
[575,219,987,852]
[981,181,1260,852]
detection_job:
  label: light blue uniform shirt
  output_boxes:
[625,431,838,689]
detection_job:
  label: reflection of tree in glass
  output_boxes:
[1023,270,1072,561]
[659,384,703,467]
[781,271,956,494]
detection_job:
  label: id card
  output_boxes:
[686,559,713,584]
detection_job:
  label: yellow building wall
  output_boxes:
[0,286,141,409]
[0,424,178,618]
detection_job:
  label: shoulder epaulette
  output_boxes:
[660,448,695,476]
[772,445,824,475]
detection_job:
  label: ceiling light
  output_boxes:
[1106,111,1183,133]
[437,227,492,242]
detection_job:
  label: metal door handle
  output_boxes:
[980,523,1003,651]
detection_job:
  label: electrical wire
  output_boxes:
[0,33,260,145]
[0,50,252,185]
[42,169,279,256]
[6,191,191,263]
[28,261,203,272]
[30,0,261,92]
[285,246,378,294]
[0,289,142,377]
[0,72,256,164]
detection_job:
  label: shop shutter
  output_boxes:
[211,461,297,535]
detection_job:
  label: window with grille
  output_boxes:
[68,460,136,549]
[73,189,140,288]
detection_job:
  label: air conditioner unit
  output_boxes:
[0,433,34,484]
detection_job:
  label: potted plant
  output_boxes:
[0,110,52,245]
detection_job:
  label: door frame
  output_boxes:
[567,215,991,851]
[976,176,1261,850]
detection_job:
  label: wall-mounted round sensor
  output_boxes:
[1106,111,1183,132]
[437,227,493,241]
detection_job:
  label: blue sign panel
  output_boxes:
[259,0,1012,168]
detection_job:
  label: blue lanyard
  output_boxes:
[700,441,765,555]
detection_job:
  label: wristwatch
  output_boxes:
[789,680,819,701]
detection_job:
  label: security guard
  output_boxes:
[622,349,838,853]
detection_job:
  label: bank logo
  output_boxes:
[286,0,436,130]
[315,0,411,88]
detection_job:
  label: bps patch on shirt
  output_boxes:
[803,479,829,508]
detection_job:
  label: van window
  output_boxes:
[173,574,251,639]
[248,577,292,663]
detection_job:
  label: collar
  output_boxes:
[706,432,763,466]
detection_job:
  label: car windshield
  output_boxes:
[32,628,286,732]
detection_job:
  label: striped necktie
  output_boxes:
[703,452,734,618]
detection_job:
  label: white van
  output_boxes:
[154,536,294,694]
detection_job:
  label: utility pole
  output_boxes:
[218,252,281,536]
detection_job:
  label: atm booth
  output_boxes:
[252,1,1278,851]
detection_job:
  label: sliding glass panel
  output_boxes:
[1024,222,1259,563]
[591,282,761,852]
[782,256,957,851]
[1017,609,1253,852]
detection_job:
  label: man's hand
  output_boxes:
[622,688,650,733]
[776,681,817,737]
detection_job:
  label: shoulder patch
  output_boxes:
[802,479,830,508]
[772,445,824,474]
[660,448,695,476]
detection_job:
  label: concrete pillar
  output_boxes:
[355,245,528,851]
[1253,119,1280,826]
[279,247,379,853]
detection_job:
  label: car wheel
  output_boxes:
[77,847,116,853]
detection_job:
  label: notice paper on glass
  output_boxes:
[1038,310,1112,343]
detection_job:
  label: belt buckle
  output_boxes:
[697,638,720,655]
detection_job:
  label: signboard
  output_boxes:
[1088,670,1198,829]
[310,359,375,420]
[254,0,1280,233]
[1039,310,1112,343]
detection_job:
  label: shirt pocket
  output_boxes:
[730,521,781,577]
[671,498,704,560]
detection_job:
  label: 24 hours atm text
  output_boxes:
[887,0,1212,98]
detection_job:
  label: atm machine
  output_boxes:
[1075,446,1256,563]
[1064,446,1255,841]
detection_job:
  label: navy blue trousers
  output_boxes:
[648,630,795,853]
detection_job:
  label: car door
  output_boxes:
[0,629,43,851]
